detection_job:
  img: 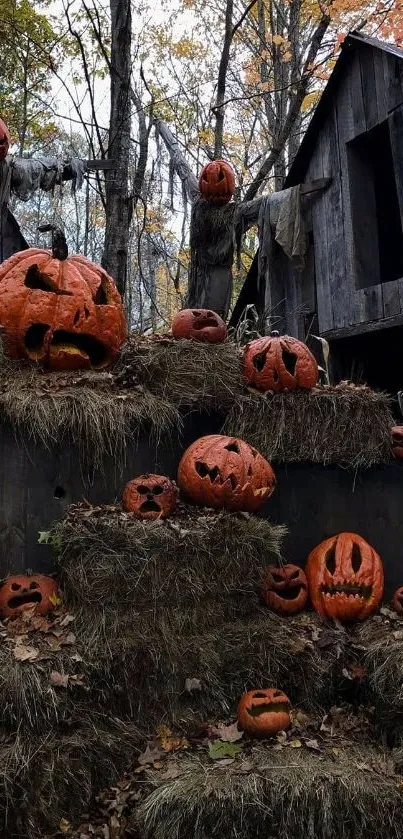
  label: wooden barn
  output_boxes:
[268,32,403,393]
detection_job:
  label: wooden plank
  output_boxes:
[348,52,366,136]
[322,311,403,340]
[382,279,401,318]
[347,141,380,289]
[319,104,348,329]
[0,427,27,576]
[373,47,388,122]
[383,52,403,113]
[305,137,334,333]
[388,105,403,311]
[359,46,378,130]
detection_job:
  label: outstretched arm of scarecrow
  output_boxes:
[153,117,200,203]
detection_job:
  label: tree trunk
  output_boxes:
[102,0,132,296]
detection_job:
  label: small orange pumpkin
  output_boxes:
[262,564,308,615]
[243,332,318,393]
[123,474,178,520]
[0,574,59,619]
[392,586,403,616]
[0,226,126,371]
[0,118,10,161]
[198,159,235,206]
[172,309,227,343]
[306,532,384,622]
[237,688,291,737]
[178,434,275,512]
[391,426,403,459]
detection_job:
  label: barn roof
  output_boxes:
[285,31,403,187]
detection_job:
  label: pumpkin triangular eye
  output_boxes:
[281,348,297,375]
[351,543,362,573]
[325,547,336,574]
[94,281,108,305]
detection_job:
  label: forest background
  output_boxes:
[2,0,401,330]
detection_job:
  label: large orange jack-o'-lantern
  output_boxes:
[172,309,227,343]
[198,159,235,206]
[0,118,10,161]
[243,332,318,393]
[123,474,178,520]
[237,688,291,737]
[0,574,59,619]
[0,225,127,371]
[262,564,308,615]
[306,532,384,622]
[178,434,275,512]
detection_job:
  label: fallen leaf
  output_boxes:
[38,531,52,544]
[305,739,321,752]
[71,652,83,662]
[213,758,235,766]
[210,722,243,743]
[160,764,181,780]
[208,740,242,761]
[342,667,353,681]
[59,817,71,833]
[137,744,165,766]
[13,644,39,661]
[59,613,76,628]
[61,632,76,646]
[185,677,202,693]
[50,671,69,688]
[393,630,403,640]
[49,592,62,607]
[156,725,189,753]
[287,638,312,654]
[289,739,302,748]
[45,635,62,650]
[69,674,85,686]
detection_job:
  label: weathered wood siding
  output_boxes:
[279,41,403,339]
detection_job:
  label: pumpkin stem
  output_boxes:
[38,224,68,261]
[270,330,280,337]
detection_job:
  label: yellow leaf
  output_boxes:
[49,592,62,606]
[59,818,71,833]
[272,35,284,45]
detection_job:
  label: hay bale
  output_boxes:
[355,616,403,735]
[0,360,179,465]
[133,741,403,839]
[116,336,243,410]
[224,384,393,467]
[0,716,140,839]
[55,504,286,624]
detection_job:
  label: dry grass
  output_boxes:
[116,335,243,410]
[355,617,403,735]
[0,715,140,839]
[55,503,286,627]
[0,357,179,467]
[133,741,403,839]
[224,383,394,467]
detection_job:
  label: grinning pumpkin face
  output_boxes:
[0,574,59,619]
[262,564,308,616]
[198,159,235,206]
[177,435,275,512]
[243,333,318,393]
[392,587,403,617]
[391,426,403,459]
[122,474,178,520]
[0,118,10,161]
[0,229,126,371]
[306,532,384,622]
[237,688,291,737]
[172,309,227,344]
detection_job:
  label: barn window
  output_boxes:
[347,119,403,288]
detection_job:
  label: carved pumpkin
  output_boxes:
[262,564,308,615]
[198,159,235,206]
[391,426,403,459]
[0,226,126,371]
[392,587,403,617]
[178,434,275,512]
[0,574,59,619]
[123,474,178,520]
[0,118,10,161]
[306,532,384,622]
[243,332,318,393]
[237,688,291,737]
[172,309,227,343]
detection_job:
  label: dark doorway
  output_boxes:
[330,323,403,399]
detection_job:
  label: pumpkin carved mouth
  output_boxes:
[191,314,220,329]
[321,583,372,599]
[275,584,305,600]
[8,590,43,609]
[25,325,108,368]
[247,701,290,717]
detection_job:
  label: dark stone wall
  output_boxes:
[1,414,402,596]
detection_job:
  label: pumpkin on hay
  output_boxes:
[262,564,308,615]
[391,426,403,459]
[0,117,10,161]
[0,225,126,371]
[0,573,59,619]
[198,159,235,206]
[237,688,291,737]
[306,532,384,622]
[392,587,403,617]
[171,309,227,343]
[123,474,178,520]
[178,434,275,512]
[243,331,318,393]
